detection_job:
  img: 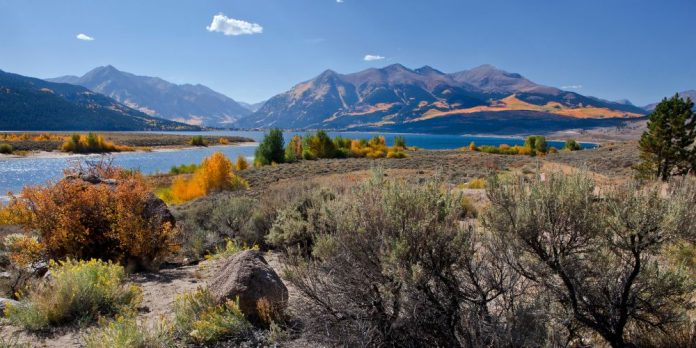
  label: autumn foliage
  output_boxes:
[60,133,133,153]
[463,136,577,156]
[280,131,409,165]
[235,155,249,171]
[170,152,248,203]
[0,133,63,142]
[1,166,177,270]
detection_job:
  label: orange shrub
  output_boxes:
[366,150,385,159]
[218,137,230,145]
[200,152,234,192]
[170,152,248,203]
[8,173,177,270]
[516,146,532,155]
[32,133,61,142]
[350,139,363,155]
[172,176,205,203]
[0,198,33,225]
[3,234,44,268]
[235,155,249,171]
[386,150,408,159]
[286,135,303,160]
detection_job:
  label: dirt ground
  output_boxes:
[235,141,639,196]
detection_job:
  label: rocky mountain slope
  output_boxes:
[237,64,647,134]
[48,66,250,127]
[0,69,198,131]
[644,90,696,111]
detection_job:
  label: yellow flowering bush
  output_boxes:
[205,240,260,261]
[5,259,142,330]
[173,288,251,344]
[84,314,173,348]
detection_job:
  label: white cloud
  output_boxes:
[561,84,583,90]
[364,54,385,61]
[76,33,94,41]
[336,0,344,3]
[206,13,263,36]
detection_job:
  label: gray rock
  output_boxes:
[0,297,19,312]
[208,250,288,323]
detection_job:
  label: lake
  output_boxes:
[0,131,595,198]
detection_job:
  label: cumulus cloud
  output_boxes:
[364,54,385,61]
[561,84,583,90]
[76,33,94,41]
[206,13,263,36]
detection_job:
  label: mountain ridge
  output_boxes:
[48,66,251,127]
[644,90,696,111]
[0,69,199,131]
[236,63,647,134]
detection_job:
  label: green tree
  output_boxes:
[393,135,406,148]
[254,128,285,166]
[303,130,336,159]
[638,94,696,181]
[564,139,582,151]
[524,135,548,155]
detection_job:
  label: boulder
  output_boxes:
[0,297,19,312]
[142,192,175,228]
[208,250,288,323]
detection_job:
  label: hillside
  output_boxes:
[644,90,696,111]
[236,64,647,134]
[0,69,199,131]
[48,66,251,127]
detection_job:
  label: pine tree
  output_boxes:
[638,94,696,181]
[254,128,285,166]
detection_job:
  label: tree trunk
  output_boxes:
[606,332,626,348]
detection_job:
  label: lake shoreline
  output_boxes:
[0,141,258,160]
[0,132,255,156]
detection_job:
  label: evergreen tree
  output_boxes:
[254,128,285,166]
[638,94,696,180]
[564,139,582,151]
[524,135,548,155]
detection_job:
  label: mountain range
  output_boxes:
[0,69,198,131]
[236,64,649,134]
[644,90,696,111]
[1,64,692,134]
[48,66,252,128]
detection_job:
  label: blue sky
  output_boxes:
[1,0,694,105]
